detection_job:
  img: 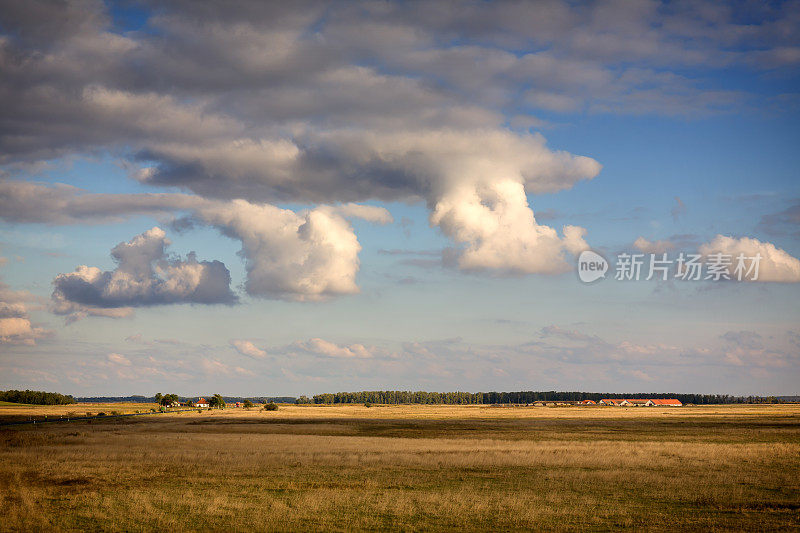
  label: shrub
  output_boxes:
[97,412,107,417]
[364,402,372,408]
[86,412,93,417]
[243,400,254,409]
[264,402,278,411]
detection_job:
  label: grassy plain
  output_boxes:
[0,403,798,531]
[0,402,158,422]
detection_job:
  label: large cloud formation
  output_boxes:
[193,200,392,301]
[52,227,236,319]
[2,1,798,293]
[433,177,589,273]
[1,0,794,170]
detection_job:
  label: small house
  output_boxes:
[195,397,210,408]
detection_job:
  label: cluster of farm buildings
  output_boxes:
[164,398,210,408]
[587,398,683,406]
[526,398,684,407]
[172,397,684,408]
[173,398,247,408]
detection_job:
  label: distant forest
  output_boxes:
[75,395,296,404]
[4,390,791,406]
[307,391,789,405]
[0,390,76,405]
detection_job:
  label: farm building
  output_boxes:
[599,399,625,406]
[580,400,596,405]
[650,399,683,406]
[599,398,683,407]
[195,397,210,408]
[620,399,654,407]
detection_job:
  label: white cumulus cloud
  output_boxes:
[107,352,131,366]
[293,338,378,359]
[194,200,391,301]
[698,235,800,282]
[0,277,48,346]
[52,227,236,321]
[230,339,267,359]
[633,236,675,254]
[434,178,590,273]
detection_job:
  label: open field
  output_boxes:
[0,402,160,423]
[1,404,799,531]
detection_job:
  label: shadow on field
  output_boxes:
[177,414,799,443]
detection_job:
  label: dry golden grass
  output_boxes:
[0,402,159,422]
[1,404,798,531]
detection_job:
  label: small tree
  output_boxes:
[160,393,179,406]
[243,399,254,409]
[209,394,226,409]
[264,402,278,411]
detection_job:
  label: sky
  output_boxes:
[0,0,798,397]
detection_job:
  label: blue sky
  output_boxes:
[0,0,798,397]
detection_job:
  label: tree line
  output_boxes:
[308,390,780,405]
[76,395,295,404]
[0,389,76,405]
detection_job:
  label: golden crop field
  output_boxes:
[1,403,799,531]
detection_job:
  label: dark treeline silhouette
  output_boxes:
[0,389,76,405]
[221,396,295,404]
[77,395,153,403]
[76,395,296,404]
[310,390,782,405]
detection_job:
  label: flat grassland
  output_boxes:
[1,404,798,531]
